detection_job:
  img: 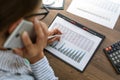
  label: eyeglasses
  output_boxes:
[24,6,49,20]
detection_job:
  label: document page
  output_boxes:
[45,14,104,71]
[67,0,120,29]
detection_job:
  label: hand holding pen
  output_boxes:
[47,28,62,44]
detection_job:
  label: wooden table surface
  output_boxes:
[0,0,120,80]
[42,0,120,80]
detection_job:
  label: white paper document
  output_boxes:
[67,0,120,29]
[45,14,104,71]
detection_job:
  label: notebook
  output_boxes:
[45,13,105,72]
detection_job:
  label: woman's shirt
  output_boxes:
[0,50,58,80]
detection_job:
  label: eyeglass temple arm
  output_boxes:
[24,6,49,19]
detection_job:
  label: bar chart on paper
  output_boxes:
[50,39,86,63]
[45,14,104,71]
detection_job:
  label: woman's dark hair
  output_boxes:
[0,0,41,28]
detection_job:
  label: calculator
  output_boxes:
[103,41,120,74]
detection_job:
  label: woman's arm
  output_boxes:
[31,56,58,80]
[13,18,60,80]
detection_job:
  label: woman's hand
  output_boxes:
[13,18,48,64]
[48,28,62,44]
[8,18,62,45]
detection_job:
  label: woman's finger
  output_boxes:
[48,28,62,36]
[21,31,33,50]
[33,18,44,44]
[47,37,60,44]
[39,21,48,38]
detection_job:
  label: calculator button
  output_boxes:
[105,48,109,51]
[118,55,120,58]
[113,53,116,56]
[115,56,118,59]
[112,58,115,60]
[108,46,112,50]
[114,61,117,64]
[117,47,120,50]
[118,50,120,53]
[110,54,113,57]
[115,52,119,55]
[113,48,117,51]
[117,60,120,63]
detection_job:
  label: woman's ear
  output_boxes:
[8,18,23,34]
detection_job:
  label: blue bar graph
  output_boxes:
[50,42,86,63]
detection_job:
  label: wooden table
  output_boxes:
[42,0,120,80]
[0,0,119,80]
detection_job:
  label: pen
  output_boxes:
[48,34,61,39]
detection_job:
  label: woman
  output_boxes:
[0,0,61,80]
